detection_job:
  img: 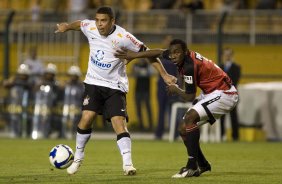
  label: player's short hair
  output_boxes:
[170,39,188,51]
[96,6,115,19]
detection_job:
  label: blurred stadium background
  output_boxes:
[0,0,282,141]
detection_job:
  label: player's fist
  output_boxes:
[163,74,177,85]
[55,23,68,33]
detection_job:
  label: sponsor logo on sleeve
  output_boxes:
[81,22,90,27]
[126,34,141,47]
[184,75,193,84]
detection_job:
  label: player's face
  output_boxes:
[168,44,185,66]
[95,13,115,36]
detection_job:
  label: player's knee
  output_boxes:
[183,109,200,124]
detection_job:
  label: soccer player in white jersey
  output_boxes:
[55,6,176,176]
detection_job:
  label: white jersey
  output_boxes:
[80,20,143,93]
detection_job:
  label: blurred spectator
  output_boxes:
[132,59,154,131]
[23,46,44,85]
[32,63,63,139]
[155,35,178,140]
[3,64,33,137]
[61,65,84,139]
[68,0,89,22]
[219,48,241,141]
[30,0,41,22]
[256,0,277,9]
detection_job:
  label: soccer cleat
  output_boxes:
[123,165,137,176]
[172,167,200,178]
[199,163,211,175]
[67,159,82,175]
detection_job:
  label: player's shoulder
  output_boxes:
[81,19,95,27]
[113,24,129,38]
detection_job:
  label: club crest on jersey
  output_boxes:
[83,96,90,106]
[112,40,119,49]
[184,75,193,84]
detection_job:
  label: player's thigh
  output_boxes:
[104,90,128,122]
[78,110,97,129]
[192,92,233,122]
[82,83,104,113]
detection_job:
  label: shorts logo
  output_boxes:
[83,96,90,106]
[184,75,193,84]
[91,50,112,70]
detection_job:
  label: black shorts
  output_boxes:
[82,83,128,122]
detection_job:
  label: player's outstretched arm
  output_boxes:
[115,48,177,84]
[115,49,164,61]
[55,20,81,33]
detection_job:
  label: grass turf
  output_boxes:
[0,139,281,184]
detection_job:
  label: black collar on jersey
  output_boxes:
[108,25,116,35]
[178,54,188,69]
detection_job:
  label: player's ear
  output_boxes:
[111,18,115,25]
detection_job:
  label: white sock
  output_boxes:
[74,132,91,160]
[117,137,133,167]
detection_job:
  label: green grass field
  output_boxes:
[0,138,282,184]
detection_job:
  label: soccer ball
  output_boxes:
[49,144,74,169]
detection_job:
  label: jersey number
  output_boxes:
[195,52,220,69]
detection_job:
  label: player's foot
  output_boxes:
[199,163,211,175]
[67,159,82,175]
[123,165,137,176]
[172,167,200,178]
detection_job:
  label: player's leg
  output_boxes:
[111,116,136,175]
[67,83,101,175]
[105,90,136,175]
[67,110,97,175]
[172,109,201,178]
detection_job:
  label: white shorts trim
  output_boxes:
[192,86,239,125]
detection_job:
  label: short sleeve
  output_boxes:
[80,19,91,37]
[123,32,144,52]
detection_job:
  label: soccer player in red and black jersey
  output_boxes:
[115,39,239,178]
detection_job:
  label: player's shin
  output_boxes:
[181,124,200,169]
[74,127,92,160]
[117,132,133,167]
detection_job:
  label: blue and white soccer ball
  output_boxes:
[49,144,74,169]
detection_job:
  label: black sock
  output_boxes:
[198,146,208,167]
[181,125,200,169]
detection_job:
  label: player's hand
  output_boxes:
[115,48,138,62]
[55,23,68,33]
[166,83,179,96]
[163,74,177,85]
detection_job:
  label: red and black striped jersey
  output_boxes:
[178,51,232,94]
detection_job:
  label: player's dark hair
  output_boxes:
[170,39,188,51]
[96,6,115,19]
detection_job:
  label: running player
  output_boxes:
[115,39,239,178]
[55,6,176,176]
